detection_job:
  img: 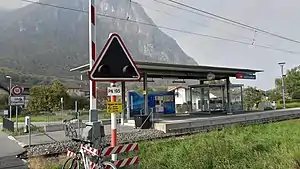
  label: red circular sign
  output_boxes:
[12,85,23,95]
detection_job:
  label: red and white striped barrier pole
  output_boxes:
[110,82,117,161]
[89,0,97,115]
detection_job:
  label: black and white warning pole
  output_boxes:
[89,0,97,115]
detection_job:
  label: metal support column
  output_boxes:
[127,91,131,120]
[121,81,126,125]
[226,77,232,114]
[199,80,205,111]
[189,87,193,112]
[222,85,225,112]
[240,86,244,111]
[143,73,148,115]
[208,86,211,114]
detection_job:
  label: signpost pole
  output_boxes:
[111,82,117,161]
[61,97,64,122]
[89,0,97,121]
[16,106,18,131]
[9,78,12,120]
[28,116,31,148]
[75,101,80,138]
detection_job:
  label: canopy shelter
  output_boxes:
[71,61,262,80]
[70,61,263,120]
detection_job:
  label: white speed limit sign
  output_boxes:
[12,85,23,95]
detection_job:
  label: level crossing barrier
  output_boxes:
[66,142,139,169]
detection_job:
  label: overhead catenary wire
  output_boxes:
[17,0,300,55]
[136,1,253,41]
[152,0,250,30]
[164,0,300,44]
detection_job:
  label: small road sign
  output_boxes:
[89,33,141,82]
[11,85,23,95]
[236,73,256,80]
[107,102,122,113]
[3,110,8,116]
[107,87,122,96]
[10,96,25,106]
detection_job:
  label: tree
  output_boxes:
[266,89,281,101]
[275,66,300,99]
[0,94,8,105]
[243,86,264,111]
[27,81,69,113]
[65,96,89,110]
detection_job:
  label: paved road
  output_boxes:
[0,131,25,157]
[0,131,27,169]
[0,156,27,169]
[0,119,112,128]
[0,121,62,128]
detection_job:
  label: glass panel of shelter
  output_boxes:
[189,84,243,114]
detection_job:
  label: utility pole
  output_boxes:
[6,76,12,120]
[278,62,286,109]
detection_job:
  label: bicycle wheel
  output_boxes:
[62,157,80,169]
[99,161,117,169]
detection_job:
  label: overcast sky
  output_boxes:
[1,0,300,90]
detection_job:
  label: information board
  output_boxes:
[107,101,122,113]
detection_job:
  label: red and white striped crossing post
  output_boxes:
[110,82,117,161]
[89,0,97,115]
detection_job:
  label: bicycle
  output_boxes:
[62,138,117,169]
[63,117,78,138]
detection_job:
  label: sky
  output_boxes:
[1,0,300,90]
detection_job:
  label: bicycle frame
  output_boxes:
[78,144,99,169]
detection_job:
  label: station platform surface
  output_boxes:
[151,108,300,132]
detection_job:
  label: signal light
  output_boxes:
[123,65,134,74]
[98,65,110,74]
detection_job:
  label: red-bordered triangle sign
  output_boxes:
[89,33,141,82]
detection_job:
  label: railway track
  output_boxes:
[18,109,300,160]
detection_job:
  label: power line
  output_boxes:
[137,1,252,41]
[165,0,300,44]
[152,0,250,30]
[17,0,300,55]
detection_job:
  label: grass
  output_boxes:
[2,126,44,136]
[0,110,111,123]
[28,156,65,169]
[277,102,300,109]
[39,119,300,169]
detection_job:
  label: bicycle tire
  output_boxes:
[62,157,80,169]
[100,161,118,169]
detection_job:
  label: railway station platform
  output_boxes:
[150,108,300,133]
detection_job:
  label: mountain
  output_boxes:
[0,0,197,79]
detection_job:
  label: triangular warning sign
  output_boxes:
[89,33,141,82]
